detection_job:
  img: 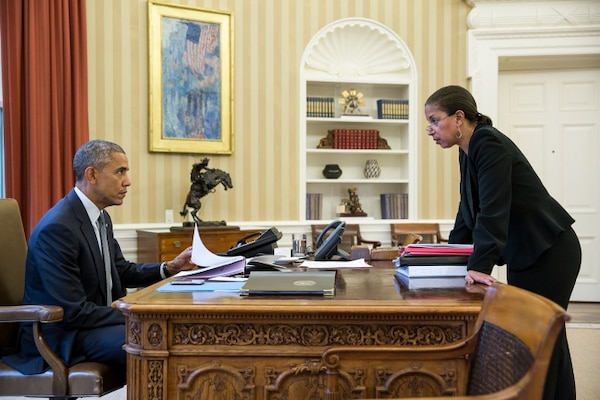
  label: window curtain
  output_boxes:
[0,0,89,237]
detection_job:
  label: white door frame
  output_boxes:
[466,0,600,300]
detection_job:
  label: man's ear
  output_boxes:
[84,166,98,184]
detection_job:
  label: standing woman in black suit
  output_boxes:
[425,85,581,400]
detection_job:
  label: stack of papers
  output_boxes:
[172,226,246,280]
[394,244,471,289]
[245,255,303,272]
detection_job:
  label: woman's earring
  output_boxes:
[456,128,463,139]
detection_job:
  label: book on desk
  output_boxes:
[240,270,337,296]
[394,272,466,290]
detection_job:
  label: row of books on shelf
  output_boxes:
[306,193,323,220]
[380,193,408,219]
[328,129,381,149]
[307,193,410,220]
[394,244,473,289]
[376,99,409,120]
[306,96,335,118]
[306,97,409,120]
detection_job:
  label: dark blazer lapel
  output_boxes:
[458,151,476,228]
[66,191,107,291]
[465,165,476,222]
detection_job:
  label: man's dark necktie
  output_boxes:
[97,211,113,305]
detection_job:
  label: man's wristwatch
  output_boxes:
[161,261,171,277]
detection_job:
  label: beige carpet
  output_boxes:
[3,325,598,400]
[567,324,600,400]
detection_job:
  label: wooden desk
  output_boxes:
[137,228,262,262]
[116,268,485,399]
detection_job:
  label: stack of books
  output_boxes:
[380,193,408,219]
[305,193,322,220]
[376,99,409,119]
[328,129,380,149]
[394,244,473,289]
[306,96,335,118]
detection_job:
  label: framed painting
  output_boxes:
[148,2,233,154]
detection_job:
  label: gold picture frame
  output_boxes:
[148,1,233,154]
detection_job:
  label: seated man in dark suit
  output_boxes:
[3,139,195,374]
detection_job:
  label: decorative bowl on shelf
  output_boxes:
[322,164,343,179]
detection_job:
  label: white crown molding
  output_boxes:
[469,24,600,40]
[466,1,600,130]
[466,0,600,29]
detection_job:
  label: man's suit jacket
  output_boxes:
[449,126,575,273]
[4,189,162,374]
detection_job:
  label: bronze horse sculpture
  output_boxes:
[180,159,233,225]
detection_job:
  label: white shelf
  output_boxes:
[299,18,418,222]
[307,118,409,126]
[307,179,409,184]
[306,149,408,154]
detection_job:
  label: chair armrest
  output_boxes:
[0,305,63,323]
[0,305,69,395]
[358,237,382,248]
[32,320,69,395]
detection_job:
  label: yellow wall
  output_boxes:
[86,0,469,224]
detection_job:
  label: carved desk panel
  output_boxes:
[116,267,485,399]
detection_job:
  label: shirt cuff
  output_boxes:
[160,262,170,279]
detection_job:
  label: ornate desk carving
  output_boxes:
[116,268,484,399]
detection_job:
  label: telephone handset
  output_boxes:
[314,220,350,261]
[224,227,282,257]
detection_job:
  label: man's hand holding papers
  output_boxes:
[172,225,246,280]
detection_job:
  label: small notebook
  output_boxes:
[239,270,336,296]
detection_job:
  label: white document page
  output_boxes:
[299,258,371,269]
[173,226,245,279]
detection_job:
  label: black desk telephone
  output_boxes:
[314,220,350,261]
[223,227,282,258]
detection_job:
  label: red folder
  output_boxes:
[401,244,474,257]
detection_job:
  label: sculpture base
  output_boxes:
[170,223,240,232]
[339,212,368,217]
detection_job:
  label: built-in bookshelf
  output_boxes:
[299,18,417,221]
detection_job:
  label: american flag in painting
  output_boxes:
[182,22,219,76]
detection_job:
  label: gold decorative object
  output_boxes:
[338,187,367,217]
[339,88,366,115]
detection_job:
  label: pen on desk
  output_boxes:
[208,276,248,282]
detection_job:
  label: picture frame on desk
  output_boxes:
[148,1,233,154]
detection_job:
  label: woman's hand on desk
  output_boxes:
[465,270,496,286]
